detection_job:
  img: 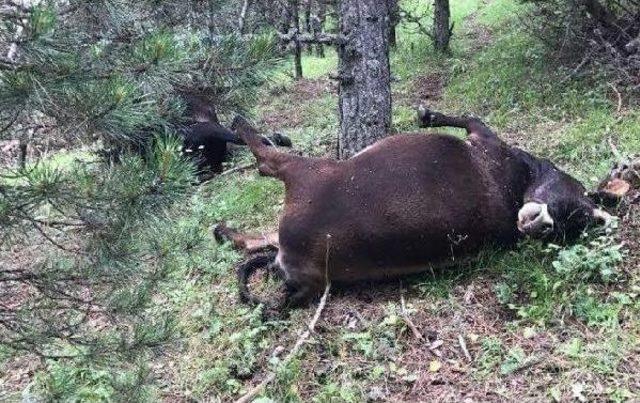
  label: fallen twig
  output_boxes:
[220,162,256,176]
[235,236,332,403]
[429,339,444,358]
[458,334,472,362]
[608,136,622,160]
[560,52,591,84]
[235,283,330,403]
[511,355,544,374]
[399,283,423,341]
[608,82,623,114]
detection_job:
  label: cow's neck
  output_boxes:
[510,146,565,202]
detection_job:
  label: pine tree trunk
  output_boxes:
[303,0,313,53]
[18,139,27,169]
[291,0,304,79]
[337,0,392,159]
[433,0,451,53]
[387,0,399,47]
[313,0,327,57]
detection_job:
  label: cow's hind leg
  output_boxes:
[214,222,279,254]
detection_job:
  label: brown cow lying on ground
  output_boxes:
[217,108,615,308]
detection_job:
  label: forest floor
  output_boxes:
[153,0,640,401]
[3,0,640,401]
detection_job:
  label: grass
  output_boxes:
[300,49,339,79]
[5,0,640,401]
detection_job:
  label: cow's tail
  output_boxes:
[236,250,281,307]
[231,115,296,179]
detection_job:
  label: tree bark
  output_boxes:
[433,0,451,53]
[18,139,27,169]
[303,0,313,53]
[387,0,399,47]
[337,0,392,159]
[313,0,327,57]
[291,0,304,79]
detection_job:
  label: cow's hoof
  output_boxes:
[213,222,231,244]
[271,133,292,148]
[417,105,436,127]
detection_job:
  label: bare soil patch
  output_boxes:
[463,6,495,54]
[399,71,445,108]
[259,78,336,131]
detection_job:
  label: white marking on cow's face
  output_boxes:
[198,145,205,150]
[185,148,193,153]
[517,202,554,237]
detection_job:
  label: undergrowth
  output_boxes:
[8,0,640,401]
[494,235,627,326]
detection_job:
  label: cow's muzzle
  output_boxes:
[517,202,554,237]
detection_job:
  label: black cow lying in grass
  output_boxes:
[216,108,615,309]
[102,93,291,177]
[177,94,291,175]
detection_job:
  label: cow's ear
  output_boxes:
[588,178,631,207]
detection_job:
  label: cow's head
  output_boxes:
[517,167,614,241]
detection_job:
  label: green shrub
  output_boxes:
[495,235,625,325]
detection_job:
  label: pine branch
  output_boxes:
[277,28,345,45]
[399,7,435,40]
[0,57,17,69]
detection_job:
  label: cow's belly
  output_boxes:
[278,200,514,284]
[324,224,488,283]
